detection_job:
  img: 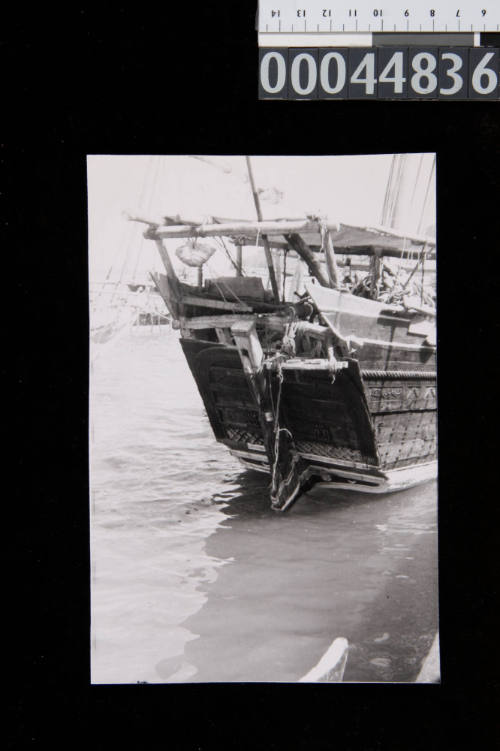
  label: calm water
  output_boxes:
[90,326,439,684]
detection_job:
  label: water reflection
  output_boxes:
[91,331,438,685]
[159,472,438,683]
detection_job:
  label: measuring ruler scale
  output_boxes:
[257,1,500,99]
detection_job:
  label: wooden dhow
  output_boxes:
[129,211,436,511]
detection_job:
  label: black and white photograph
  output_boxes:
[11,0,500,745]
[89,153,438,684]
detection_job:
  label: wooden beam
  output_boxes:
[284,233,331,288]
[149,272,179,319]
[178,312,294,330]
[180,295,253,312]
[245,156,280,303]
[236,244,243,276]
[154,238,178,281]
[232,238,435,259]
[131,214,435,249]
[296,320,332,341]
[231,319,264,375]
[323,229,340,289]
[144,219,435,247]
[280,359,347,371]
[150,218,317,240]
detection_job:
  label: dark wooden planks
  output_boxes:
[180,339,266,443]
[365,380,437,412]
[280,361,379,465]
[357,342,436,370]
[374,410,437,469]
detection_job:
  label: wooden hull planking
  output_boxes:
[139,218,437,510]
[180,328,437,507]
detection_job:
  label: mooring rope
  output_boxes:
[270,363,294,498]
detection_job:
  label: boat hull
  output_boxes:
[140,217,437,510]
[179,334,437,506]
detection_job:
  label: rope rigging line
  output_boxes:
[94,158,154,311]
[270,363,294,491]
[417,155,436,235]
[132,156,163,280]
[388,234,409,301]
[410,153,425,210]
[109,156,161,307]
[215,235,245,276]
[282,248,288,301]
[203,260,248,309]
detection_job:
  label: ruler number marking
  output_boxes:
[351,52,377,94]
[321,52,347,94]
[440,52,463,95]
[471,51,498,95]
[291,53,317,95]
[379,51,406,94]
[411,52,438,94]
[260,51,287,94]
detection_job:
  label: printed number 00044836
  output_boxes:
[258,47,500,99]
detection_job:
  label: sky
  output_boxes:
[87,154,436,284]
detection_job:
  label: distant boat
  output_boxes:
[130,210,436,512]
[126,283,171,327]
[90,300,137,347]
[90,281,170,360]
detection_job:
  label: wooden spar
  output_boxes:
[369,252,383,300]
[154,238,178,281]
[284,233,331,288]
[274,248,282,295]
[163,214,203,226]
[179,312,294,330]
[150,218,316,239]
[124,212,160,226]
[236,244,243,276]
[245,156,280,303]
[132,214,435,250]
[232,239,435,259]
[144,218,435,246]
[181,295,253,312]
[149,272,179,319]
[323,229,340,289]
[230,318,276,460]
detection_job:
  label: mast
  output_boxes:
[382,153,435,235]
[245,156,280,303]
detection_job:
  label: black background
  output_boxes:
[11,5,499,750]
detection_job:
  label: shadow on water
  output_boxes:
[92,333,438,684]
[157,470,438,684]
